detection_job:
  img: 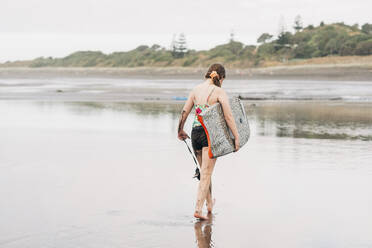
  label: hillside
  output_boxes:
[1,22,372,69]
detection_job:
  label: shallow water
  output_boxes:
[1,100,372,248]
[1,77,372,101]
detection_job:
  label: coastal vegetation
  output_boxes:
[2,21,372,68]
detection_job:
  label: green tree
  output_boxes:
[294,43,316,58]
[355,39,372,55]
[176,33,188,57]
[135,45,148,51]
[277,31,293,45]
[170,34,177,58]
[256,43,275,59]
[340,37,359,55]
[312,25,339,56]
[207,41,244,61]
[351,23,359,31]
[229,29,235,42]
[361,23,372,34]
[170,33,188,58]
[257,33,273,44]
[151,44,161,50]
[293,15,303,33]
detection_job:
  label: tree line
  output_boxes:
[256,17,372,61]
[2,18,372,68]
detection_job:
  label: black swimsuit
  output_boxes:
[191,125,208,152]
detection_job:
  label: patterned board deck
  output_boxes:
[198,97,250,158]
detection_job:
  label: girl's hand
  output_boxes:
[178,130,190,140]
[234,138,240,152]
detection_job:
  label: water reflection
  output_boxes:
[59,101,372,141]
[251,102,372,140]
[1,100,372,247]
[64,101,184,120]
[194,214,214,248]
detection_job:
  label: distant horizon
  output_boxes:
[1,0,372,63]
[1,19,371,63]
[0,32,252,63]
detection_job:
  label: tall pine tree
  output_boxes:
[294,15,303,32]
[176,33,188,58]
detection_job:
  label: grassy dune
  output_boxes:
[1,22,372,69]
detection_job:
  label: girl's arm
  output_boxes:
[218,89,240,151]
[177,90,194,140]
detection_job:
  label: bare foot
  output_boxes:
[207,198,216,213]
[194,211,209,220]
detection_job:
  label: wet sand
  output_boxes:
[1,100,372,247]
[1,77,372,102]
[1,75,372,247]
[1,64,372,81]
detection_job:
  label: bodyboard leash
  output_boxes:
[183,139,200,180]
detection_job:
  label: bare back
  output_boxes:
[180,79,239,148]
[193,81,220,106]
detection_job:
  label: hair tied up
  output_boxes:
[205,64,225,87]
[210,71,219,79]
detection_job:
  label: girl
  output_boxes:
[177,63,240,220]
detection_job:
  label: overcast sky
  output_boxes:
[0,0,371,62]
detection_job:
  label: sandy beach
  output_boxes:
[1,75,372,102]
[1,74,372,247]
[1,100,372,247]
[2,0,372,245]
[1,62,372,81]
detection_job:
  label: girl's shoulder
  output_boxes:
[213,85,225,95]
[191,83,206,94]
[193,82,205,89]
[192,82,224,94]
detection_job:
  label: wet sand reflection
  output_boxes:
[67,101,372,141]
[1,101,372,247]
[194,213,214,248]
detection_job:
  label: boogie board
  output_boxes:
[197,96,250,158]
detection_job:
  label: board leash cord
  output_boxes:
[183,139,200,180]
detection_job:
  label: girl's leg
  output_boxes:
[194,147,217,219]
[195,150,213,211]
[206,183,215,213]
